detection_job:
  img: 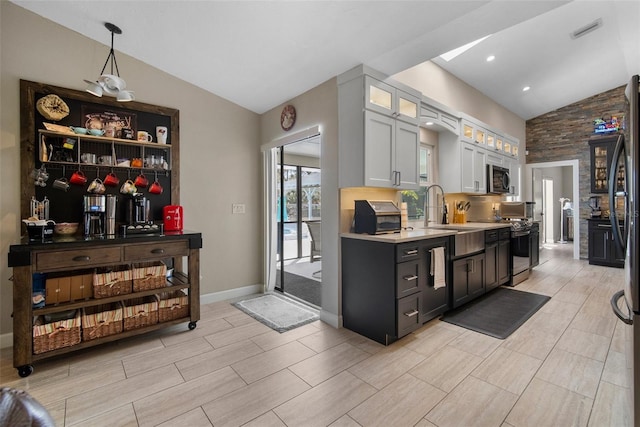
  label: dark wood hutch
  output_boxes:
[7,80,201,377]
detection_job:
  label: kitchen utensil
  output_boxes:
[134,173,148,188]
[137,131,153,142]
[149,180,163,195]
[464,201,471,211]
[87,178,106,194]
[54,222,79,235]
[156,126,168,144]
[70,170,87,185]
[88,129,105,136]
[52,177,70,191]
[120,179,137,195]
[103,172,120,186]
[81,153,96,164]
[98,155,113,165]
[131,158,143,168]
[70,126,88,135]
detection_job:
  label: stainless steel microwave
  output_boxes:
[500,201,535,219]
[487,164,511,194]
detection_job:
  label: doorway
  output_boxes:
[526,160,580,259]
[265,131,322,307]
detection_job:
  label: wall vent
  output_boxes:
[570,18,603,39]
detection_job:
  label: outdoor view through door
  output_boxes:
[276,138,321,307]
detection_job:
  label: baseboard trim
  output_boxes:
[199,284,264,305]
[320,310,342,328]
[1,333,13,350]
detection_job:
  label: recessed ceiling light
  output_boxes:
[522,86,531,92]
[425,121,434,126]
[486,55,495,62]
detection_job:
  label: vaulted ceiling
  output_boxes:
[11,1,640,119]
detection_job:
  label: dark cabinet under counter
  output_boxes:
[588,219,624,268]
[342,236,450,345]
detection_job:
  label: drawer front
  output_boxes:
[485,230,499,243]
[397,293,422,338]
[396,261,421,298]
[36,247,122,271]
[396,243,420,262]
[124,240,189,261]
[499,229,511,240]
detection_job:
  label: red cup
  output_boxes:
[69,170,87,185]
[103,172,120,187]
[134,173,148,188]
[149,180,163,195]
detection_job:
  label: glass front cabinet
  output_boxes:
[589,135,623,194]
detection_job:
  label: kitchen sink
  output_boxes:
[426,226,484,256]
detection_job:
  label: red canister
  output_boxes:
[163,205,183,231]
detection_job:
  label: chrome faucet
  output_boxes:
[424,184,447,226]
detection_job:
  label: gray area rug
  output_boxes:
[233,293,319,333]
[442,287,550,339]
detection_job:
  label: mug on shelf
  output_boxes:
[98,155,113,165]
[87,178,106,194]
[137,131,153,142]
[149,180,163,195]
[69,170,87,185]
[80,153,96,164]
[103,172,120,187]
[52,177,70,192]
[120,179,137,195]
[156,126,168,144]
[134,173,148,188]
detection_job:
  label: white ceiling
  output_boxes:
[11,1,640,120]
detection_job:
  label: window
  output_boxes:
[401,144,433,221]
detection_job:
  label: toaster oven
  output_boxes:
[354,200,401,235]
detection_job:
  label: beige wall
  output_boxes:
[393,61,526,144]
[260,78,341,326]
[0,3,262,337]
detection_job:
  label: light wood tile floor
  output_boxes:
[1,245,633,426]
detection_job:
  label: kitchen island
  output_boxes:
[341,223,511,345]
[7,231,202,377]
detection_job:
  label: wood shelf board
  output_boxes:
[39,129,172,149]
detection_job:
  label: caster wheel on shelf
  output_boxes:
[188,321,197,330]
[17,365,33,378]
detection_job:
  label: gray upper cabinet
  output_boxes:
[339,67,420,189]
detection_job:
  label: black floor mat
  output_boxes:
[441,287,550,339]
[279,271,321,307]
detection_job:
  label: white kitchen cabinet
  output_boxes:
[460,119,487,148]
[486,149,503,166]
[363,111,419,188]
[338,66,420,189]
[507,157,521,197]
[440,136,487,194]
[365,76,419,125]
[420,102,459,135]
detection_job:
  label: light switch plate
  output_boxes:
[232,203,245,214]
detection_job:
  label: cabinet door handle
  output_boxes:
[151,248,165,254]
[597,224,612,228]
[467,259,475,273]
[403,275,418,281]
[403,309,419,317]
[72,255,90,262]
[404,249,418,255]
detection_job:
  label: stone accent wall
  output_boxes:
[526,85,626,258]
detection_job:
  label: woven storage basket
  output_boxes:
[33,310,81,354]
[93,266,132,299]
[123,296,158,331]
[132,262,167,292]
[82,303,123,341]
[158,290,189,322]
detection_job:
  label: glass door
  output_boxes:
[275,137,321,307]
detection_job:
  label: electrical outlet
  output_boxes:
[232,203,245,214]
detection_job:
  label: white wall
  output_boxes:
[0,3,262,337]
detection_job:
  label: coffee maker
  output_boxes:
[127,193,150,225]
[84,195,106,237]
[589,196,602,217]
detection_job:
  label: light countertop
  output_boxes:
[341,222,511,243]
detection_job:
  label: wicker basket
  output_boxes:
[33,310,81,354]
[132,262,167,292]
[158,290,189,322]
[82,303,123,341]
[123,296,158,331]
[93,266,132,299]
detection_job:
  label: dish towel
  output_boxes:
[431,247,446,289]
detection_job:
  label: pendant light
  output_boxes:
[84,23,134,102]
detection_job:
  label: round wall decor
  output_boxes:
[280,105,296,131]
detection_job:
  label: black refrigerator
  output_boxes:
[610,74,639,426]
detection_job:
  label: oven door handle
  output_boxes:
[512,230,531,237]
